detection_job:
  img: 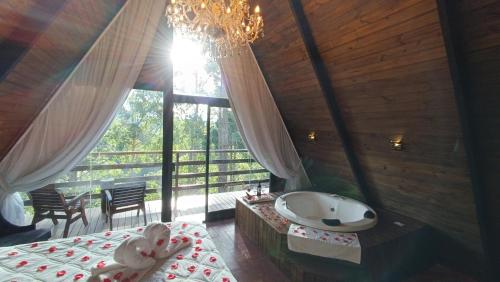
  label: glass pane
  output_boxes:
[23,89,164,229]
[171,30,226,98]
[208,107,270,213]
[172,103,208,222]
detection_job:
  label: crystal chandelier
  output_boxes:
[165,0,264,59]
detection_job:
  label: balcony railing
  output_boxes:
[23,149,269,206]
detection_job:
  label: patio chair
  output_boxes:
[104,182,147,230]
[29,184,88,238]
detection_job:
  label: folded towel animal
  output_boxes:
[89,223,192,282]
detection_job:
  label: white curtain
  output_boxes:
[0,0,167,225]
[220,45,311,190]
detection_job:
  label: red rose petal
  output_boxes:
[37,265,47,272]
[16,260,28,267]
[176,254,183,260]
[123,234,130,239]
[195,246,202,252]
[31,243,38,248]
[74,273,84,281]
[113,272,123,280]
[97,261,106,269]
[222,277,231,282]
[209,256,217,263]
[182,223,188,228]
[140,251,149,257]
[187,265,196,273]
[102,243,112,249]
[192,252,199,259]
[149,251,156,258]
[156,239,165,246]
[7,251,17,256]
[104,232,112,236]
[137,228,143,232]
[86,240,93,245]
[81,256,90,262]
[178,231,184,235]
[48,246,57,253]
[195,239,202,244]
[73,237,81,243]
[194,232,200,237]
[203,269,211,276]
[170,238,178,244]
[167,273,176,280]
[66,250,74,257]
[103,279,111,282]
[56,270,66,277]
[181,237,189,243]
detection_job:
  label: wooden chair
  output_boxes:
[29,184,88,238]
[104,182,147,230]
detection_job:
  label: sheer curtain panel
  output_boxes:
[220,45,312,191]
[0,0,167,225]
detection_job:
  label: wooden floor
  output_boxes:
[206,219,291,282]
[29,190,246,239]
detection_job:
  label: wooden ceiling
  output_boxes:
[0,0,125,161]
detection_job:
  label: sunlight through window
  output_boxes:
[170,31,226,98]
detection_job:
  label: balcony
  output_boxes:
[24,149,269,238]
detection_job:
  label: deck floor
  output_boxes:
[29,190,246,239]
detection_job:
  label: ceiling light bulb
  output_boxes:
[255,5,260,13]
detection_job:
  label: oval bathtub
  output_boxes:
[275,191,377,232]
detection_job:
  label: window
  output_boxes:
[172,31,226,98]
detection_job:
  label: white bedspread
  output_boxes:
[0,221,236,282]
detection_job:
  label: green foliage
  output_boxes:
[51,90,268,205]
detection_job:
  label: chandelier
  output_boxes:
[165,0,264,59]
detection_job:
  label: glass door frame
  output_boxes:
[162,93,231,222]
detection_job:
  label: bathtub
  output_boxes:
[275,191,377,232]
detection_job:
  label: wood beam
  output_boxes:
[436,0,495,278]
[0,0,67,82]
[161,17,174,222]
[288,0,376,205]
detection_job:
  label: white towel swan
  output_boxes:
[90,223,192,282]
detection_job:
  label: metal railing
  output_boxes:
[24,149,269,205]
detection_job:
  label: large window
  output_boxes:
[22,30,268,227]
[172,31,226,98]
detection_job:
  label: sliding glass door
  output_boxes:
[164,97,270,223]
[207,107,269,219]
[171,103,208,222]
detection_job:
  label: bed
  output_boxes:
[0,221,237,282]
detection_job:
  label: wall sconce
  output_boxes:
[307,131,316,142]
[390,136,404,151]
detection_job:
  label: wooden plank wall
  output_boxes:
[251,0,361,200]
[0,0,125,161]
[451,0,500,271]
[252,0,484,260]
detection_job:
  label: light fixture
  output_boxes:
[390,136,404,151]
[307,131,316,142]
[165,0,264,59]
